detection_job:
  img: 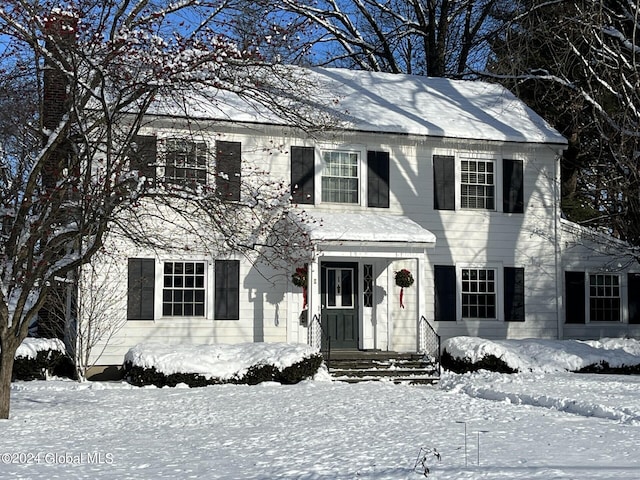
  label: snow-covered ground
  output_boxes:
[2,338,640,479]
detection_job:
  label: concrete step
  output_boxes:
[332,373,440,385]
[330,359,433,370]
[325,351,440,384]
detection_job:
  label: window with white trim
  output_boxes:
[321,150,359,203]
[461,268,496,319]
[589,274,620,322]
[165,138,207,185]
[461,159,495,209]
[162,261,206,316]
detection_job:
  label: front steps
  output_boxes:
[325,351,440,384]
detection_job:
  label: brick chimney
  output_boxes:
[42,11,77,189]
[37,12,79,340]
[43,12,77,131]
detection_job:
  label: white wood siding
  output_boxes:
[84,119,571,366]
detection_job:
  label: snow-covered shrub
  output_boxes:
[442,336,640,374]
[278,356,324,384]
[441,349,517,374]
[123,343,324,387]
[575,360,640,374]
[11,338,70,380]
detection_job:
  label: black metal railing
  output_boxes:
[419,316,441,377]
[309,313,331,370]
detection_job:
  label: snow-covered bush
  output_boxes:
[441,349,517,374]
[442,336,640,374]
[11,338,70,381]
[123,343,323,387]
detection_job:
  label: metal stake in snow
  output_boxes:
[455,421,468,467]
[413,447,441,477]
[477,430,490,465]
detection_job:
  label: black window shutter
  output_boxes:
[565,271,586,324]
[127,258,155,320]
[367,150,390,208]
[216,141,241,201]
[503,159,524,213]
[434,265,456,321]
[629,273,640,324]
[130,135,157,186]
[291,146,315,204]
[433,155,455,210]
[215,260,240,320]
[504,267,525,321]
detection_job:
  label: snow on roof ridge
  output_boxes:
[153,66,568,145]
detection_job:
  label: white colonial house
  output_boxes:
[81,67,640,374]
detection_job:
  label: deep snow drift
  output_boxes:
[2,337,640,479]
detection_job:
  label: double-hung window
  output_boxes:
[461,159,495,209]
[162,261,206,317]
[321,150,359,204]
[565,271,623,323]
[435,265,524,322]
[435,155,513,211]
[165,139,207,185]
[589,274,620,322]
[461,268,496,319]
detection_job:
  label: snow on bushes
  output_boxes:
[123,342,324,387]
[443,336,640,374]
[11,338,68,380]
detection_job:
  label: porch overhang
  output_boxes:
[297,211,436,256]
[295,212,435,353]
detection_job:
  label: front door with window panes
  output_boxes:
[321,262,358,349]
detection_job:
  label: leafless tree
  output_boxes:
[486,0,640,255]
[268,0,502,77]
[0,0,325,419]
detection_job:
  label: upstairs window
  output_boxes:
[321,150,359,204]
[165,139,207,185]
[461,159,494,209]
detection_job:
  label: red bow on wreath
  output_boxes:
[394,269,414,309]
[292,266,308,309]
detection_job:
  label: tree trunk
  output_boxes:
[0,341,18,419]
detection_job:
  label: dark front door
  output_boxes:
[321,262,358,350]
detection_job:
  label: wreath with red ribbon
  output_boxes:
[395,269,414,308]
[292,266,308,309]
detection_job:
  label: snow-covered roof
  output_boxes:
[166,67,567,145]
[299,212,436,245]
